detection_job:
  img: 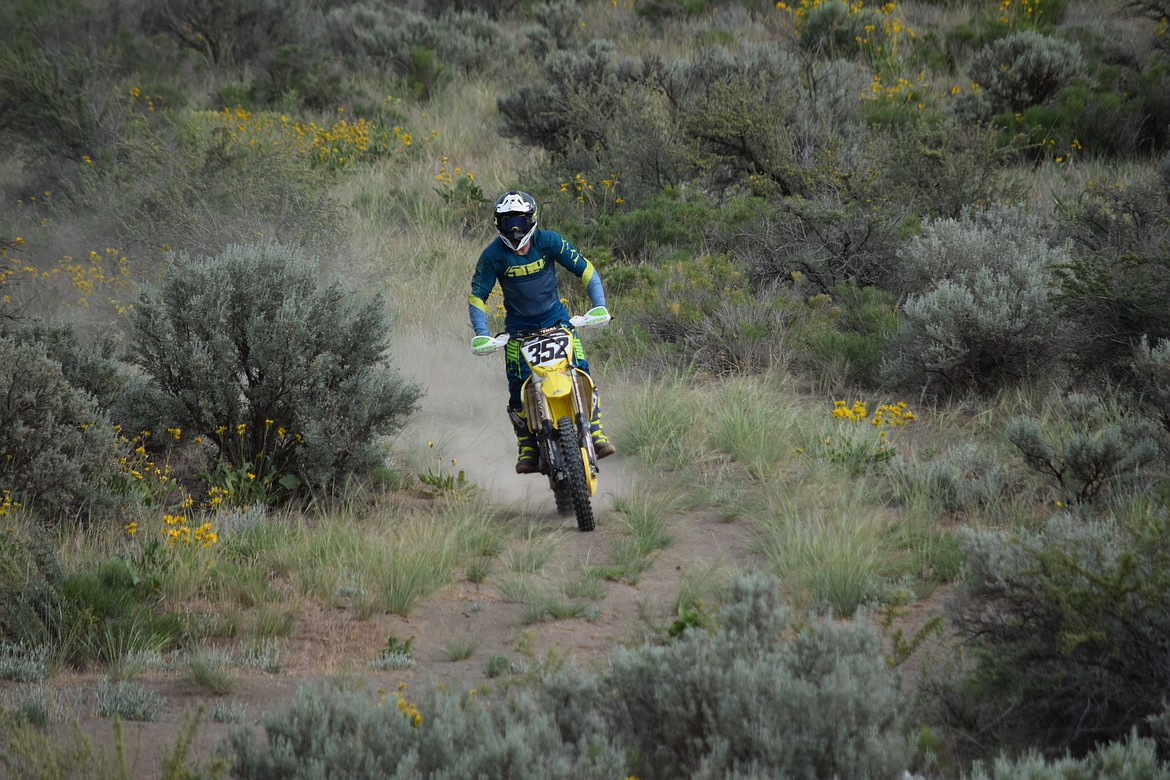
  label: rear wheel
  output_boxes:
[556,416,594,532]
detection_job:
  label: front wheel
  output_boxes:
[554,479,572,516]
[556,416,594,532]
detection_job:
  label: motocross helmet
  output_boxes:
[494,190,538,251]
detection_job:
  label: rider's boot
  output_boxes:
[509,408,539,474]
[589,393,616,459]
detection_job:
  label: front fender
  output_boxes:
[539,371,573,399]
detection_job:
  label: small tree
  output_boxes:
[127,243,421,497]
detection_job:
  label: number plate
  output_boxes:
[521,331,572,367]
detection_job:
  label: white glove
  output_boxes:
[569,306,611,329]
[471,334,508,356]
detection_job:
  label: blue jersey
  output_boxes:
[468,229,605,337]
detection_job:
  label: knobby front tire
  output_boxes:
[556,416,594,532]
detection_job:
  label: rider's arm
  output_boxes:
[468,298,489,337]
[468,253,496,337]
[583,270,606,310]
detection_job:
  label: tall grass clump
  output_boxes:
[618,375,702,471]
[372,503,498,616]
[889,441,1016,519]
[610,487,674,557]
[751,494,889,615]
[0,520,68,658]
[704,374,799,480]
[126,242,421,500]
[966,733,1170,779]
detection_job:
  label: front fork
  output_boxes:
[523,369,598,485]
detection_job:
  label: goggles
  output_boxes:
[498,213,534,236]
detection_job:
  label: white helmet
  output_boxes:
[494,190,537,251]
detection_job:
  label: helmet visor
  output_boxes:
[498,214,534,237]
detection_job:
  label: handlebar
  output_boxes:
[471,307,610,357]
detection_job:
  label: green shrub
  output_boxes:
[229,683,627,779]
[574,189,724,267]
[324,5,510,82]
[673,45,811,199]
[498,39,628,159]
[881,207,1071,395]
[868,118,1020,219]
[1133,336,1170,448]
[1006,392,1160,503]
[1011,82,1143,159]
[0,44,103,162]
[620,255,797,375]
[540,571,913,779]
[1055,173,1170,381]
[143,0,315,69]
[0,336,119,522]
[941,503,1170,760]
[501,40,856,208]
[799,0,884,59]
[967,732,1170,779]
[126,243,421,497]
[525,0,589,57]
[957,30,1085,121]
[0,523,64,651]
[794,283,901,389]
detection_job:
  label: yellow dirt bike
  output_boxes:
[472,307,610,532]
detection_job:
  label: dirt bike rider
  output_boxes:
[468,189,615,474]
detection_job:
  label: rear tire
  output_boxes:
[556,416,594,532]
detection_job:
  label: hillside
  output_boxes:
[2,0,1170,777]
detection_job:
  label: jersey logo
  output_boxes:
[505,258,545,278]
